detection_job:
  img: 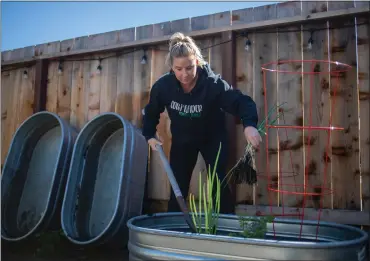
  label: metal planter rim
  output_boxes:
[126,212,369,249]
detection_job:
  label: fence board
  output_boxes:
[136,25,154,41]
[60,37,88,53]
[231,7,254,25]
[18,66,35,128]
[276,30,304,208]
[251,31,269,207]
[253,3,277,22]
[1,71,11,165]
[115,30,136,123]
[251,24,279,208]
[35,41,61,57]
[153,22,172,38]
[234,33,254,205]
[118,28,136,44]
[191,11,231,31]
[87,31,120,50]
[328,1,354,11]
[148,45,169,201]
[328,16,360,210]
[302,23,333,210]
[57,61,73,121]
[81,60,91,126]
[1,68,15,161]
[87,59,102,121]
[70,61,85,130]
[235,34,254,204]
[356,17,370,212]
[99,56,118,114]
[10,70,22,138]
[302,1,328,16]
[46,61,59,113]
[115,50,134,122]
[276,1,305,209]
[171,18,191,34]
[133,49,151,128]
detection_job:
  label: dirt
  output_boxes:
[1,232,130,261]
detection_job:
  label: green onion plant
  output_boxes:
[189,143,222,235]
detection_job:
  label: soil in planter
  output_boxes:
[162,227,332,243]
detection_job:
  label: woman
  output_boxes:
[142,32,261,214]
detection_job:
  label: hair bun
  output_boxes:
[169,32,187,49]
[165,32,206,68]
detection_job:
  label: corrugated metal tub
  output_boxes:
[1,111,77,242]
[127,212,369,261]
[61,112,148,246]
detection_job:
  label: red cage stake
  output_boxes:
[260,59,352,240]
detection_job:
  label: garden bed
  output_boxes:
[127,212,368,261]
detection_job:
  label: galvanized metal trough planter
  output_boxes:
[1,111,77,242]
[127,212,369,261]
[61,112,148,246]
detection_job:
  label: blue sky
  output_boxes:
[1,1,277,51]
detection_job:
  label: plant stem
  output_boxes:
[189,142,223,235]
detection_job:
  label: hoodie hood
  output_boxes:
[201,63,217,79]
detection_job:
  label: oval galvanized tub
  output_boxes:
[127,212,369,261]
[61,112,148,246]
[1,111,77,242]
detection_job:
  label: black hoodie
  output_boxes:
[142,63,258,144]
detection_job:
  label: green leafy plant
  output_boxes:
[189,143,222,235]
[238,215,274,239]
[222,102,287,186]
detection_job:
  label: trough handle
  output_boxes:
[155,144,197,233]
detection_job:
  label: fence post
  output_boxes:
[221,30,237,208]
[33,59,49,113]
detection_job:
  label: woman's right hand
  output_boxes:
[148,138,163,151]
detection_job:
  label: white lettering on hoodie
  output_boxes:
[170,101,203,114]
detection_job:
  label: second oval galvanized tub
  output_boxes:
[61,112,148,246]
[127,212,369,261]
[1,111,77,242]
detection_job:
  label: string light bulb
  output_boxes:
[141,49,147,65]
[58,62,63,75]
[23,70,28,79]
[96,58,102,74]
[308,31,314,50]
[244,33,251,51]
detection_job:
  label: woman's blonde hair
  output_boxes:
[165,32,206,68]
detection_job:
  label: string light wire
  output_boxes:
[1,21,368,73]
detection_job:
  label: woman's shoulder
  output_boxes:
[152,71,174,89]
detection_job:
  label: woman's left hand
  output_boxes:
[244,126,262,148]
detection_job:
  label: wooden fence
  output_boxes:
[1,1,369,228]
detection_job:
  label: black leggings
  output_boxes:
[167,138,234,214]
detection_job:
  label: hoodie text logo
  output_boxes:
[170,101,202,118]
